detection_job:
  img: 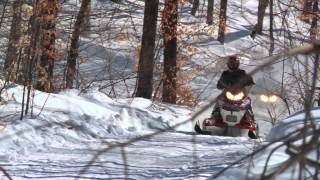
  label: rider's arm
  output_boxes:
[241,70,254,86]
[217,80,225,90]
[246,75,255,86]
[217,71,227,89]
[244,85,253,94]
[242,71,254,94]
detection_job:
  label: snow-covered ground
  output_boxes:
[0,84,256,179]
[0,84,318,179]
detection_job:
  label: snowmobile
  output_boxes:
[194,87,259,139]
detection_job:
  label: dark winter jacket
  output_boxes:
[217,69,254,90]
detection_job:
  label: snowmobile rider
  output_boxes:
[217,55,254,92]
[211,55,257,139]
[211,55,255,117]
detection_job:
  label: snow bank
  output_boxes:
[216,108,320,180]
[0,84,192,158]
[267,107,320,141]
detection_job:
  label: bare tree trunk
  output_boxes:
[36,0,59,92]
[191,0,199,16]
[4,0,22,79]
[256,0,269,35]
[310,0,318,40]
[66,0,91,89]
[269,0,274,55]
[24,0,42,116]
[217,0,227,43]
[206,0,214,25]
[0,0,9,29]
[136,0,159,99]
[162,0,178,104]
[81,0,91,36]
[302,0,313,23]
[311,0,319,108]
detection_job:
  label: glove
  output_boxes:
[232,104,241,111]
[240,97,251,108]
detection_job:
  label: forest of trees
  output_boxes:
[0,0,319,109]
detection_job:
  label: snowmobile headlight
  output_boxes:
[226,91,244,101]
[226,91,234,100]
[269,95,278,102]
[260,94,278,102]
[260,95,269,102]
[234,92,244,101]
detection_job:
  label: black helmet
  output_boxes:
[227,55,239,71]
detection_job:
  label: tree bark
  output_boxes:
[24,0,42,115]
[302,0,313,22]
[207,0,214,25]
[4,0,22,78]
[311,0,319,108]
[136,0,159,99]
[191,0,199,16]
[36,0,59,92]
[269,0,274,55]
[256,0,269,35]
[66,0,91,89]
[310,0,318,40]
[81,0,91,36]
[217,0,227,43]
[162,0,178,104]
[0,0,9,30]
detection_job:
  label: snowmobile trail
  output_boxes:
[0,132,255,180]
